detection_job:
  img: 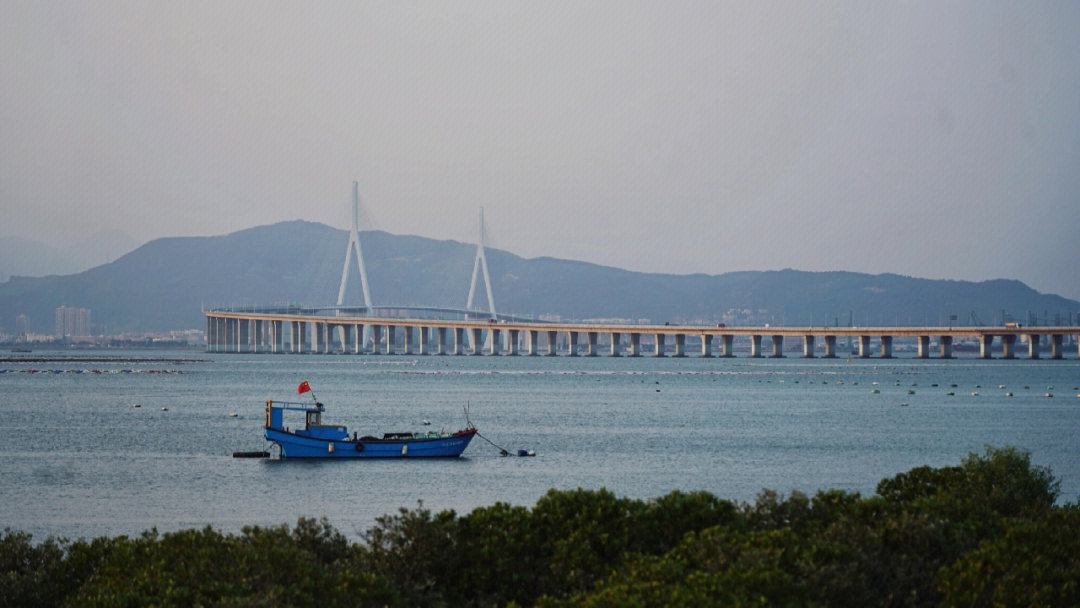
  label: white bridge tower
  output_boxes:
[465,207,497,319]
[337,181,374,310]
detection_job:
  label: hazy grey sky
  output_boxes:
[3,2,1079,299]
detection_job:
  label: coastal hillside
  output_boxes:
[0,220,1076,333]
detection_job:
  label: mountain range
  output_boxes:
[0,230,140,282]
[1,220,1077,334]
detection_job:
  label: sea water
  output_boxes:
[1,350,1078,540]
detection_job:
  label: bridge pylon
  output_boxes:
[465,207,497,319]
[336,181,374,350]
[465,208,497,353]
[337,181,374,310]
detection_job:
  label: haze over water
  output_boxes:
[2,350,1078,540]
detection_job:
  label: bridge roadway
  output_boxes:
[204,310,1080,360]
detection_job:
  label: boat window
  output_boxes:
[306,411,321,427]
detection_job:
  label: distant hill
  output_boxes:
[0,230,140,282]
[1,220,1077,333]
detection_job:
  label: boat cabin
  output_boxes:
[265,400,349,441]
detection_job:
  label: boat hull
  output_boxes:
[265,427,476,459]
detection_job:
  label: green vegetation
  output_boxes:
[3,447,1077,607]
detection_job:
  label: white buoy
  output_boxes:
[229,412,238,418]
[421,419,431,425]
[161,407,168,411]
[971,391,979,396]
[1006,392,1013,397]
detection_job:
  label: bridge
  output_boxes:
[204,183,1080,360]
[204,308,1080,359]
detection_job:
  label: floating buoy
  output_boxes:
[1045,393,1053,398]
[971,391,979,396]
[1006,392,1013,397]
[998,385,1006,389]
[421,419,431,426]
[931,383,939,387]
[907,390,915,395]
[871,389,880,394]
[900,402,908,407]
[946,391,955,396]
[161,407,168,411]
[950,384,958,388]
[228,412,238,418]
[131,403,141,408]
[517,449,536,457]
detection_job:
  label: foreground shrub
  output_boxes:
[1,447,1074,607]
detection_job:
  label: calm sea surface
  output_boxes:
[2,349,1078,540]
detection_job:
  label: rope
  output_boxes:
[475,430,520,457]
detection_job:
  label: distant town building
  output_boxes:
[15,314,30,337]
[55,306,91,337]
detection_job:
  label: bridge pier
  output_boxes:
[858,335,871,358]
[720,334,734,357]
[546,331,557,356]
[1051,334,1063,359]
[567,331,579,356]
[1001,334,1015,359]
[452,328,463,355]
[582,331,594,356]
[310,322,321,354]
[339,324,350,354]
[609,332,621,357]
[508,329,520,355]
[654,333,666,357]
[701,334,712,357]
[881,336,893,358]
[750,335,762,358]
[629,333,641,357]
[292,321,306,353]
[939,336,952,359]
[979,335,994,359]
[1028,334,1040,359]
[431,327,443,355]
[273,320,284,353]
[528,330,538,355]
[770,335,784,358]
[673,334,685,357]
[238,319,250,353]
[469,328,482,355]
[916,336,930,358]
[822,335,836,358]
[253,320,264,353]
[368,325,381,354]
[385,325,397,355]
[205,317,215,352]
[802,335,815,358]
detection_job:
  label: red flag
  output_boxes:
[297,381,311,394]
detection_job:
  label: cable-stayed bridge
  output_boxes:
[204,184,1080,360]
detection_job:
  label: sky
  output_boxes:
[3,2,1079,299]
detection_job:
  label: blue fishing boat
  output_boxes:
[262,383,476,459]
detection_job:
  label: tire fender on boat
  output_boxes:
[354,441,364,452]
